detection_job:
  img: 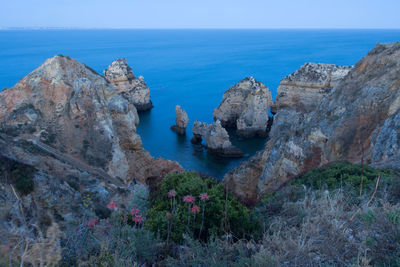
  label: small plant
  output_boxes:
[146,171,257,243]
[388,209,400,225]
[199,193,209,238]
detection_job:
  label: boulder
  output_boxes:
[213,77,273,137]
[171,105,189,135]
[191,120,243,157]
[271,63,352,114]
[104,58,153,111]
[224,43,400,204]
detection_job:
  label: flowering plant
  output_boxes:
[107,201,117,210]
[168,189,176,198]
[191,205,200,214]
[200,193,209,201]
[183,195,195,203]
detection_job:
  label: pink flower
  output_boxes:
[200,193,209,201]
[191,205,200,214]
[166,212,172,219]
[87,218,99,228]
[133,215,145,224]
[183,195,195,203]
[107,201,117,210]
[168,189,177,198]
[131,207,140,216]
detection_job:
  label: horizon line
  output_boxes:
[1,26,400,31]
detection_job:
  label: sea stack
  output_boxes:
[171,105,189,135]
[104,58,153,111]
[191,120,243,157]
[271,63,352,114]
[213,77,273,137]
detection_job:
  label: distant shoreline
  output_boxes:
[1,27,399,31]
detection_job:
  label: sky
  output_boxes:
[1,0,399,29]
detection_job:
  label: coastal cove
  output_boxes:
[0,29,399,178]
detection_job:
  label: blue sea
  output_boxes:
[0,29,399,178]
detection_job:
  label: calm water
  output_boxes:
[0,29,399,178]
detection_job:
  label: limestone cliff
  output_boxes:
[271,63,352,114]
[213,77,273,137]
[225,43,400,204]
[104,58,153,111]
[0,55,181,185]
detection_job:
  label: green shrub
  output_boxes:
[388,209,400,225]
[14,169,34,195]
[293,161,390,192]
[146,171,257,243]
[1,159,36,195]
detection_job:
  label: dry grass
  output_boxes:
[256,184,400,266]
[172,174,400,266]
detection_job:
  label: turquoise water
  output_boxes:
[0,29,399,178]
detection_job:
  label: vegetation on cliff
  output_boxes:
[5,164,395,266]
[146,171,257,243]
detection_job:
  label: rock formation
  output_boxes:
[271,63,352,114]
[225,43,400,205]
[0,55,183,241]
[191,120,243,157]
[213,77,273,137]
[171,105,189,135]
[0,55,181,185]
[104,58,153,111]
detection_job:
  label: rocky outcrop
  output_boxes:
[0,55,183,246]
[271,63,352,114]
[104,59,153,111]
[225,43,400,204]
[191,120,243,157]
[213,77,273,137]
[0,131,166,254]
[171,105,189,135]
[0,55,181,185]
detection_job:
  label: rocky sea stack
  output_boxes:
[104,58,153,111]
[191,120,243,157]
[213,77,273,137]
[171,105,189,135]
[224,43,400,205]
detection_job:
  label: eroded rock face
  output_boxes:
[104,59,153,111]
[0,56,181,185]
[271,63,352,114]
[225,43,400,204]
[0,56,183,242]
[0,133,162,247]
[171,105,189,135]
[191,120,243,157]
[213,77,273,137]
